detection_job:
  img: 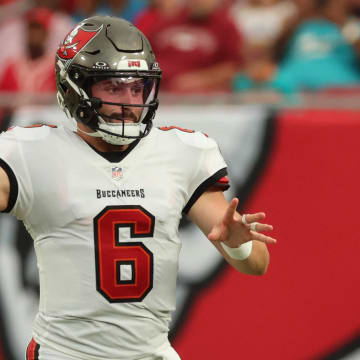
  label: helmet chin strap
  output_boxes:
[77,120,141,146]
[98,121,141,145]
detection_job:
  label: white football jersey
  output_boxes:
[0,125,229,359]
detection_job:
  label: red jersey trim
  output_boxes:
[26,338,40,360]
[217,176,229,186]
[158,126,194,133]
[7,124,57,131]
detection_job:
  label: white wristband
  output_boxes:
[220,241,253,260]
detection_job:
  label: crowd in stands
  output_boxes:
[232,0,360,94]
[1,0,360,123]
[136,0,243,93]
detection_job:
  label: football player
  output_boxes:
[0,16,276,360]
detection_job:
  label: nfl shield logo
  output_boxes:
[112,167,123,180]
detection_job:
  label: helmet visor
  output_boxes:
[91,76,156,107]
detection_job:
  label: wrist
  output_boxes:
[220,241,253,260]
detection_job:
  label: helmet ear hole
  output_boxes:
[69,69,83,82]
[76,104,91,124]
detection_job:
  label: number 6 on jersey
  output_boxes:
[93,205,155,303]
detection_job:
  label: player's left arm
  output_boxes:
[188,189,277,275]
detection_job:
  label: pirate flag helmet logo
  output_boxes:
[57,24,103,61]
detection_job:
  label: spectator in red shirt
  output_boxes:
[135,0,244,93]
[0,7,56,98]
[134,0,183,35]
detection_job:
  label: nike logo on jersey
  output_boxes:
[96,189,145,199]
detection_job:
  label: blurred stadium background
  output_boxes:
[0,0,360,359]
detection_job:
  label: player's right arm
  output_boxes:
[0,166,10,211]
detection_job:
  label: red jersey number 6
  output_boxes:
[93,205,154,303]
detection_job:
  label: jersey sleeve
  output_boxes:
[0,127,33,219]
[182,132,230,214]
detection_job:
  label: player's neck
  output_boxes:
[76,124,129,153]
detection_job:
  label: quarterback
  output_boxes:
[0,16,276,360]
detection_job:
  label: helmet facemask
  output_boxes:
[77,73,160,145]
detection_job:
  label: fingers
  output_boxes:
[210,202,277,245]
[242,211,276,244]
[250,222,273,232]
[242,212,273,232]
[242,212,266,224]
[250,230,277,244]
[223,198,239,225]
[208,227,222,242]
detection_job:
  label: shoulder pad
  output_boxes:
[175,129,217,150]
[158,126,217,150]
[2,124,57,141]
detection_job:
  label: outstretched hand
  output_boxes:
[207,198,277,247]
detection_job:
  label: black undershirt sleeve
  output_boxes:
[183,167,229,214]
[0,158,18,213]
